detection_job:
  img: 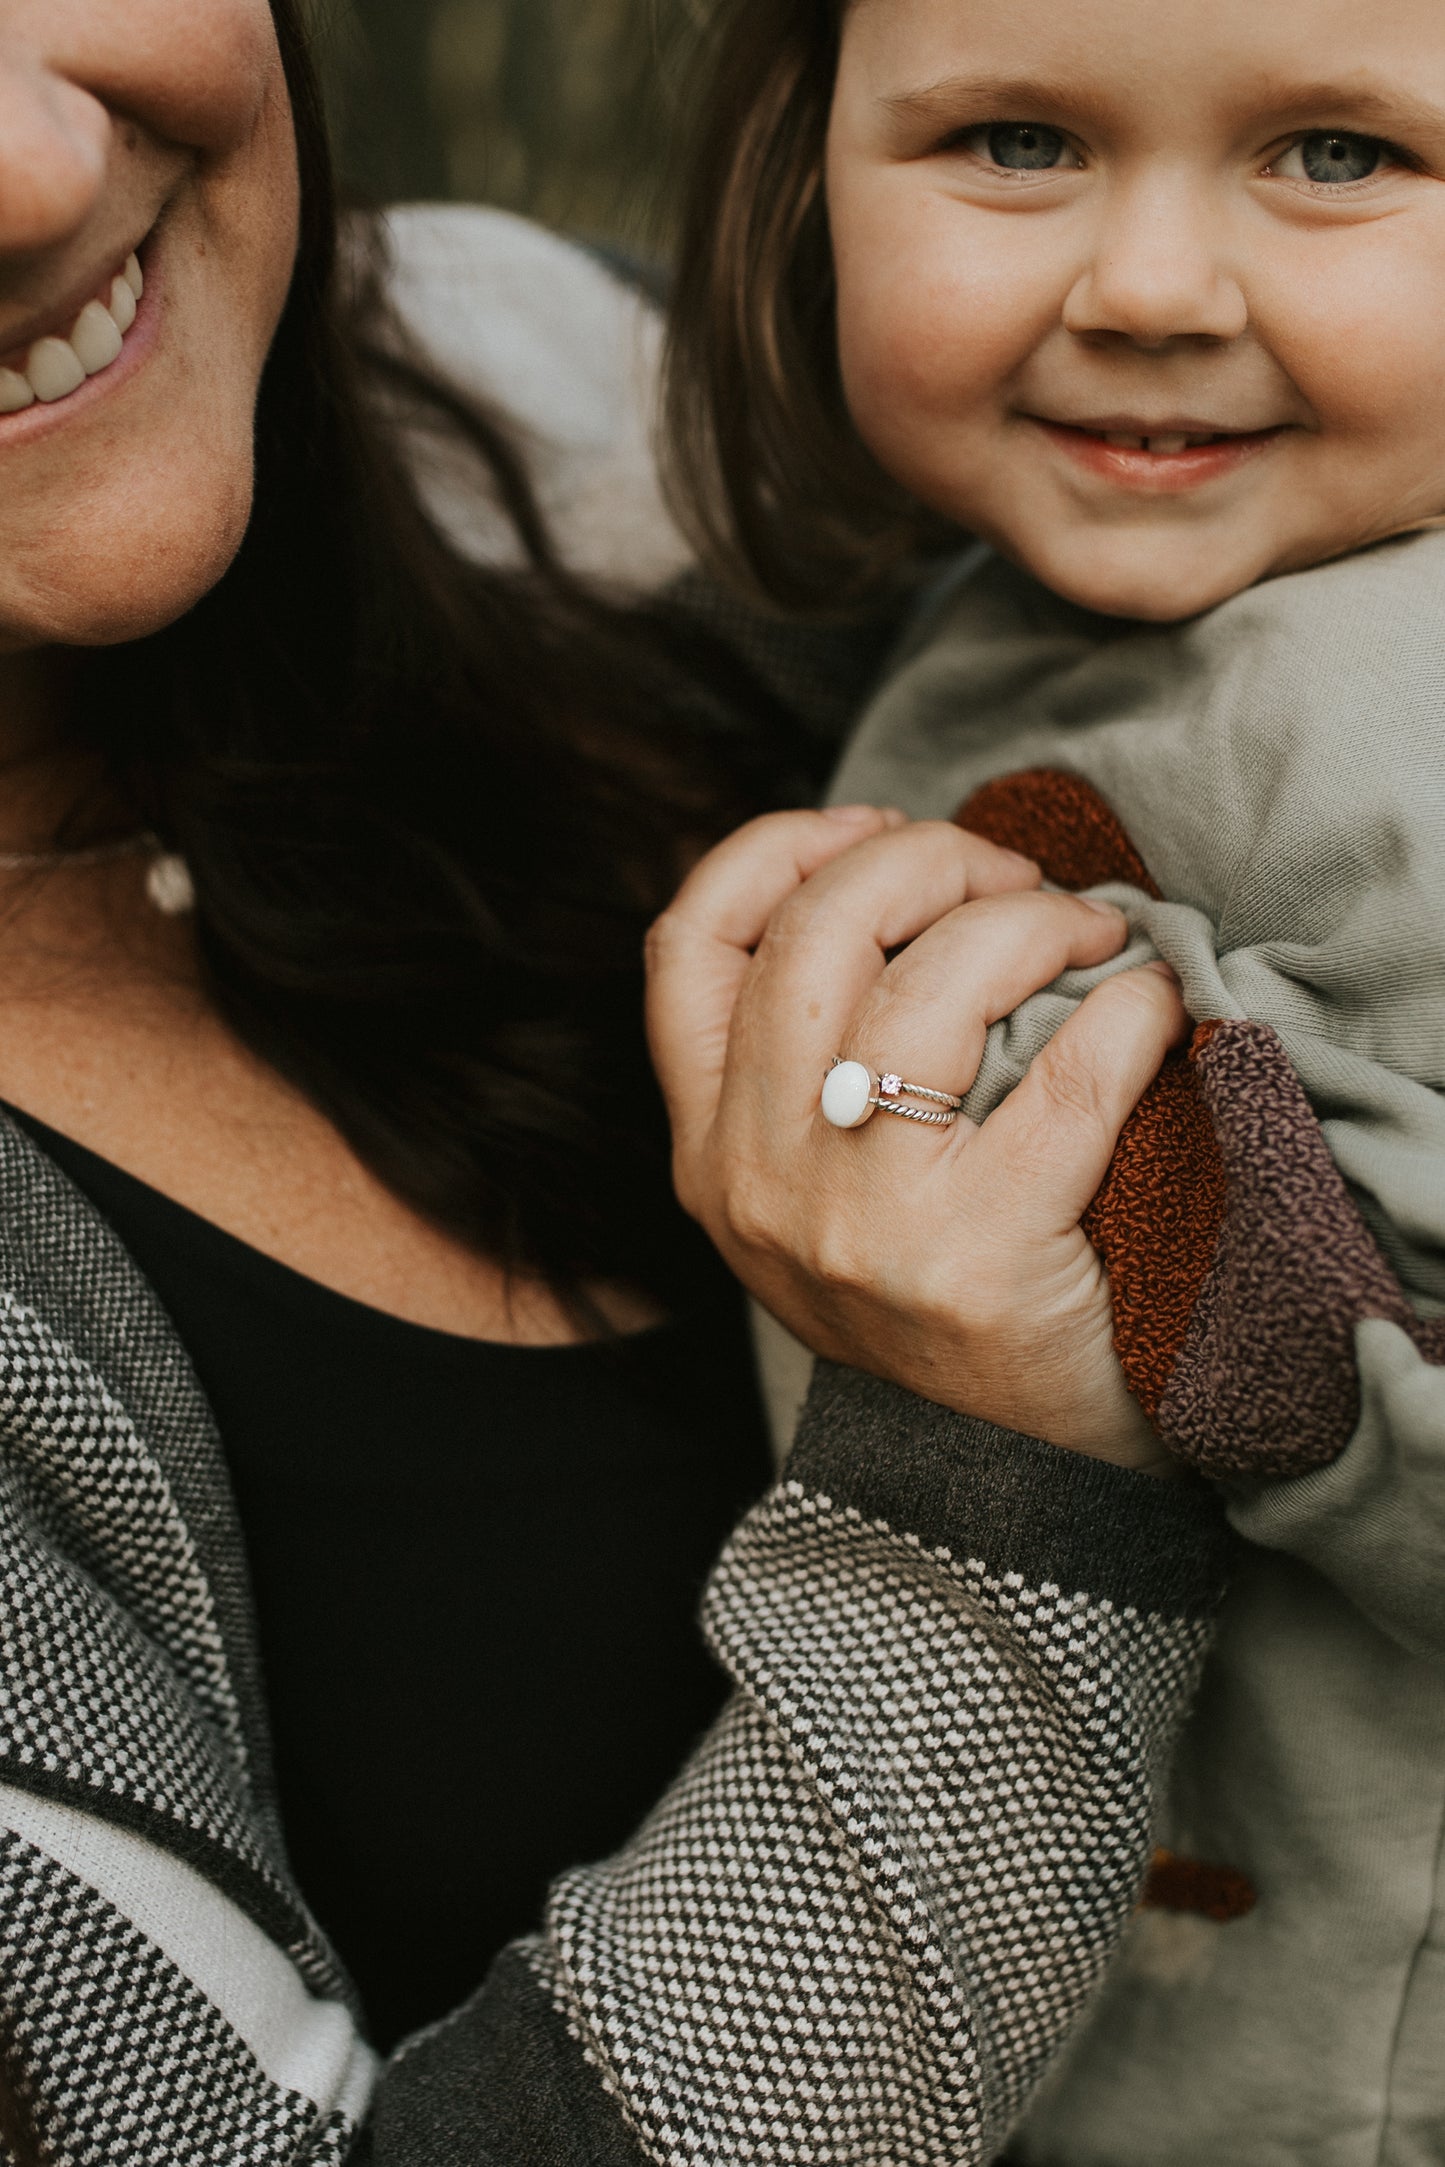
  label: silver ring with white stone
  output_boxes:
[820,1057,962,1131]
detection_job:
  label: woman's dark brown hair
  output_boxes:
[58,0,804,1320]
[664,0,939,613]
[0,11,809,2149]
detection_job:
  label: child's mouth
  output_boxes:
[1032,418,1288,492]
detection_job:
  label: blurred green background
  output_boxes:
[309,0,696,255]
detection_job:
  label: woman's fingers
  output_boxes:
[725,822,1043,1114]
[650,812,1038,1148]
[970,962,1189,1231]
[841,888,1132,1106]
[663,805,902,957]
[755,818,1041,965]
[647,807,902,1149]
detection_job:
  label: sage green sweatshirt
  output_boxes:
[830,531,1445,2167]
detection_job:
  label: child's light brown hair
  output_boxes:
[664,0,944,613]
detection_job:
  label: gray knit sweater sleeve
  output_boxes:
[359,1364,1229,2167]
[0,1095,1228,2167]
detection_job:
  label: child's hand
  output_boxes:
[646,810,1186,1471]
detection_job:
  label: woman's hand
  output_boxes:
[646,808,1188,1471]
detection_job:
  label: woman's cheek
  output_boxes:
[203,50,300,360]
[78,0,281,153]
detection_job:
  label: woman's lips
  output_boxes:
[1033,418,1287,492]
[0,244,159,446]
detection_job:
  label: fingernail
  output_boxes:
[1079,895,1126,917]
[1145,959,1180,983]
[823,803,884,825]
[1002,848,1038,870]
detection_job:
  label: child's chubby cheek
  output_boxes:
[830,214,1033,526]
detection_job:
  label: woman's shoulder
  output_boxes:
[374,202,690,589]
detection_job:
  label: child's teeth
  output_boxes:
[26,336,87,403]
[0,367,34,414]
[108,275,136,334]
[123,253,144,300]
[1148,434,1189,454]
[69,300,123,375]
[1106,433,1145,448]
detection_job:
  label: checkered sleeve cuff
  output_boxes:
[789,1360,1234,1619]
[533,1363,1226,2166]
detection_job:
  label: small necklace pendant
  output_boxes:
[145,852,196,916]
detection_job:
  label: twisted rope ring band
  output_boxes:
[873,1096,958,1128]
[821,1058,963,1131]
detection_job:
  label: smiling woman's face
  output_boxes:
[0,0,299,653]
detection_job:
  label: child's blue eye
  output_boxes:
[1276,132,1384,185]
[981,124,1069,172]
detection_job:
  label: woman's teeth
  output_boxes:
[0,252,144,416]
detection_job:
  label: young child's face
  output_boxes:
[827,0,1445,620]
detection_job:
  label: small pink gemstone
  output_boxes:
[880,1073,902,1098]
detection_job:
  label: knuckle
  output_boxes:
[940,1265,1010,1344]
[1034,1036,1110,1130]
[1093,962,1181,1038]
[670,1151,706,1227]
[643,908,686,978]
[758,881,828,952]
[873,958,950,1018]
[966,827,1040,881]
[718,1171,785,1258]
[912,818,970,851]
[810,1222,872,1294]
[918,820,993,883]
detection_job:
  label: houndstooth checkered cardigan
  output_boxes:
[0,1109,1229,2165]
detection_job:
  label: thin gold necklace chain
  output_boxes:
[0,828,194,915]
[0,829,156,873]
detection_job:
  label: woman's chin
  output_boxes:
[1,473,255,651]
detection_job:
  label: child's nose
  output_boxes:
[0,33,109,259]
[1062,173,1248,349]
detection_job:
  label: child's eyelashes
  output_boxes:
[942,123,1084,177]
[929,121,1418,198]
[1266,131,1409,190]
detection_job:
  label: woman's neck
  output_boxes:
[0,645,63,747]
[0,648,121,852]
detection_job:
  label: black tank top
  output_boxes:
[9,1107,775,2051]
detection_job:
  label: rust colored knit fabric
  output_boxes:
[957,772,1223,1427]
[1081,1049,1227,1422]
[953,767,1445,1477]
[957,769,1163,898]
[1142,1848,1257,1924]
